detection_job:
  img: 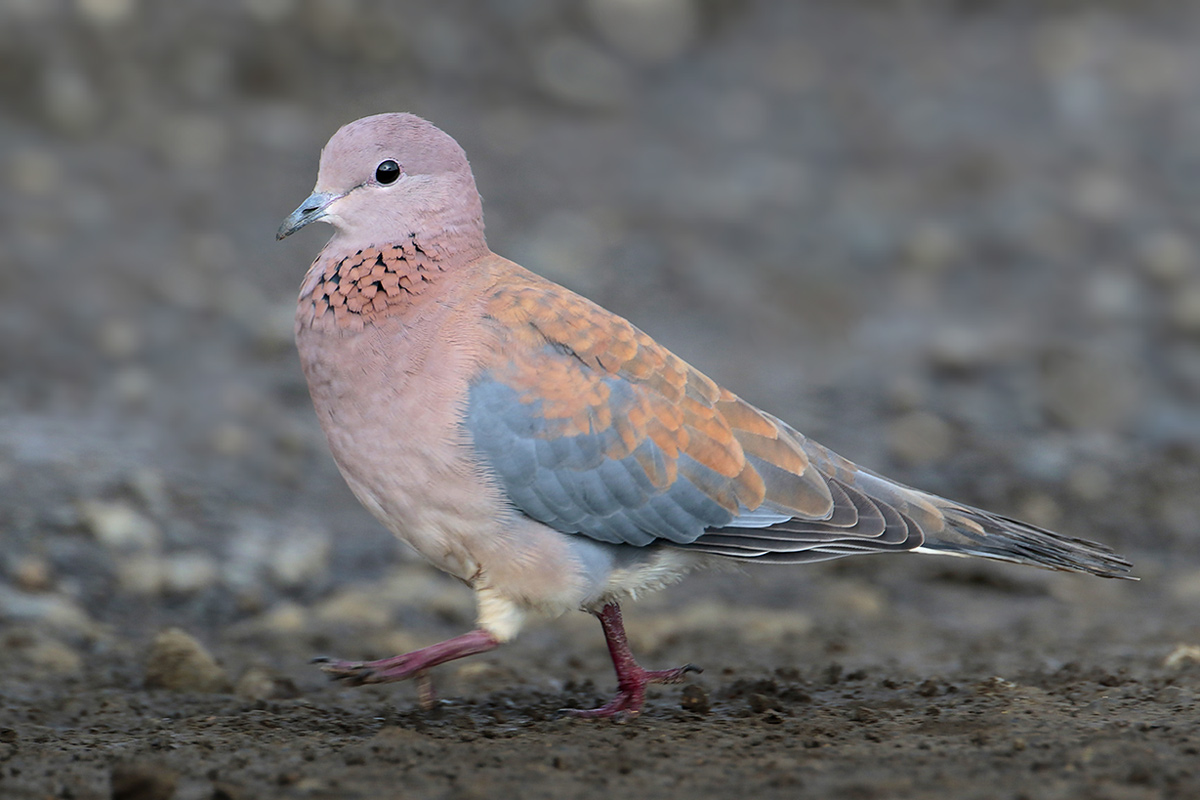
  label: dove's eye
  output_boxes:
[375,160,401,185]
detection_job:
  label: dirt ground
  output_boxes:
[3,1,1200,798]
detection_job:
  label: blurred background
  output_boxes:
[3,0,1200,732]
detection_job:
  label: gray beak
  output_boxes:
[277,191,341,240]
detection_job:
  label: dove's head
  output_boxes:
[278,113,486,255]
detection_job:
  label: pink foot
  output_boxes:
[314,628,499,686]
[567,663,700,719]
[567,602,701,720]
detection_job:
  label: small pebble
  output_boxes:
[1154,685,1183,704]
[748,692,777,714]
[19,637,83,677]
[680,684,710,714]
[235,665,300,701]
[163,552,220,594]
[116,553,166,595]
[267,526,331,589]
[78,500,160,550]
[12,557,53,592]
[1164,644,1200,669]
[927,326,992,373]
[144,628,232,693]
[110,761,178,800]
[227,602,308,640]
[0,586,93,632]
[848,706,879,724]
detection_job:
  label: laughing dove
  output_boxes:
[277,113,1132,718]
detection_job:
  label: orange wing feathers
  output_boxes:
[479,270,837,526]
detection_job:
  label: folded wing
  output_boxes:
[467,269,1131,579]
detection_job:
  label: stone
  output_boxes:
[110,761,178,800]
[235,665,301,701]
[79,500,159,550]
[144,628,232,693]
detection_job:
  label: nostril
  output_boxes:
[303,204,321,214]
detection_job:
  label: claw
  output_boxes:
[313,658,382,686]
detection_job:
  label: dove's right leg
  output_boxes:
[567,602,701,720]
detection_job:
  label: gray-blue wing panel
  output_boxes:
[466,377,738,547]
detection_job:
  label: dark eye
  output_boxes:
[375,160,401,185]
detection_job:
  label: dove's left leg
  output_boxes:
[568,602,701,720]
[314,629,499,686]
[314,586,527,688]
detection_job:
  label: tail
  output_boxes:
[915,501,1134,580]
[675,428,1134,579]
[826,457,1135,579]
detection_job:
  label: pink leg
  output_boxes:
[314,628,499,686]
[568,602,701,720]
